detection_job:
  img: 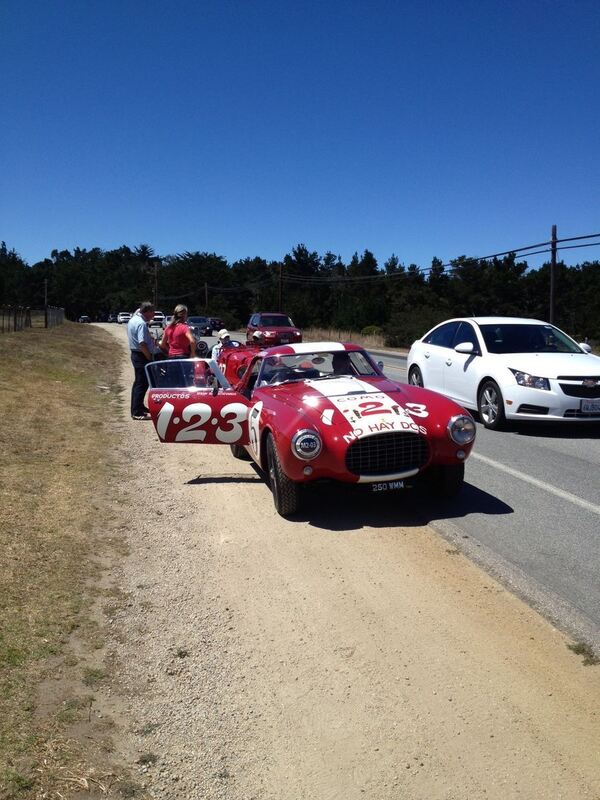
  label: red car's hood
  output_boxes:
[262,375,430,437]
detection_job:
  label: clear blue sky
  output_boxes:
[2,0,599,269]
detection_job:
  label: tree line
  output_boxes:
[1,241,599,345]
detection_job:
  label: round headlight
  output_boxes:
[447,414,476,445]
[291,429,322,460]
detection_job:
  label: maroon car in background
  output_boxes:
[247,312,302,345]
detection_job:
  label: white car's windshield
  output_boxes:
[479,323,582,355]
[257,350,379,386]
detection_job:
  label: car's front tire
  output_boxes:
[408,366,424,387]
[266,433,300,517]
[477,380,506,430]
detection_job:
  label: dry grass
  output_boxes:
[303,326,408,353]
[0,322,130,798]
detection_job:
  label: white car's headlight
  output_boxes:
[291,429,322,460]
[447,415,476,445]
[509,369,550,391]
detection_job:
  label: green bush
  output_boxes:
[361,325,383,336]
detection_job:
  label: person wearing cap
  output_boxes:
[211,328,234,360]
[251,330,265,347]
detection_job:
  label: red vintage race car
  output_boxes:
[145,343,476,517]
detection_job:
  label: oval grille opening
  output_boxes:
[345,432,430,476]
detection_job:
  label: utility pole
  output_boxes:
[44,278,48,328]
[153,262,158,308]
[549,224,557,323]
[204,282,208,311]
[278,263,283,311]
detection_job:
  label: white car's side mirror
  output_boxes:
[579,342,592,353]
[454,341,475,355]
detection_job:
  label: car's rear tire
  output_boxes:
[408,366,424,387]
[426,463,465,499]
[477,380,505,430]
[266,433,300,517]
[230,443,251,460]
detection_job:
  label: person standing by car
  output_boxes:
[127,301,158,420]
[159,304,197,359]
[211,328,236,360]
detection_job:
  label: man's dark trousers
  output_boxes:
[130,350,149,416]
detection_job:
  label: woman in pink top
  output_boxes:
[159,304,197,358]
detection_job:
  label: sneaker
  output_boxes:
[132,413,151,421]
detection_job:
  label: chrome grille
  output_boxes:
[345,432,430,476]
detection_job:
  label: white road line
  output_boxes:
[471,451,600,517]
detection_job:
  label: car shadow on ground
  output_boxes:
[506,421,600,439]
[474,415,600,439]
[294,481,513,532]
[186,475,264,485]
[185,465,513,532]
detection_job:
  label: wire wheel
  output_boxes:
[266,433,300,517]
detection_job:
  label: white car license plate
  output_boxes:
[581,398,600,413]
[371,480,405,492]
[280,337,290,343]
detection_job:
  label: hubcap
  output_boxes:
[481,387,498,423]
[410,371,422,387]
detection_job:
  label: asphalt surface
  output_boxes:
[375,348,600,651]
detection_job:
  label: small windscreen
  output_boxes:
[256,350,379,386]
[259,315,293,327]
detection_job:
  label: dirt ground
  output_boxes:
[100,323,599,800]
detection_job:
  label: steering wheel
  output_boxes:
[268,368,290,385]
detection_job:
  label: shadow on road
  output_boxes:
[295,481,513,531]
[187,475,263,485]
[184,465,513,532]
[508,421,600,439]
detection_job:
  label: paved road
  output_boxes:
[374,348,600,650]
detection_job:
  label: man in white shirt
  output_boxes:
[127,301,158,419]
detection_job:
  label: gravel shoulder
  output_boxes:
[102,324,600,800]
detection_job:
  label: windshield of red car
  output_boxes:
[257,350,378,386]
[479,323,582,354]
[258,315,294,327]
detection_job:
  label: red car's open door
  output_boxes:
[145,358,251,446]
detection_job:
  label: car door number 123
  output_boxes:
[156,401,248,443]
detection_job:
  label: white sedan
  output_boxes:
[407,316,600,429]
